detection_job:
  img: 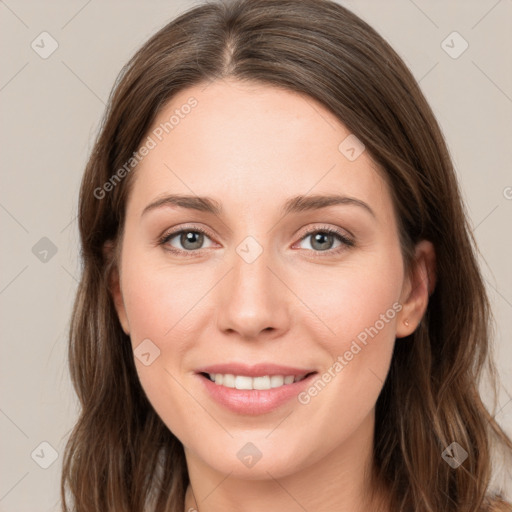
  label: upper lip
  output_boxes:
[195,363,317,378]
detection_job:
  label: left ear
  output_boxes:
[396,240,436,338]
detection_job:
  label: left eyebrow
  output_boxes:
[282,194,376,218]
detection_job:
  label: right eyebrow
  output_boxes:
[141,194,222,217]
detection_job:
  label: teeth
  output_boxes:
[207,373,305,390]
[253,376,270,390]
[235,375,253,390]
[270,375,284,388]
[223,374,235,388]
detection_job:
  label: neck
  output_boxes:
[183,410,390,512]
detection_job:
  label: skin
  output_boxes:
[107,78,435,512]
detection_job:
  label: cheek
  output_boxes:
[121,252,209,345]
[295,251,403,353]
[293,254,402,418]
[120,253,213,443]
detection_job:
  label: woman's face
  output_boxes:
[110,79,421,479]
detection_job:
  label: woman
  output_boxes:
[61,0,512,510]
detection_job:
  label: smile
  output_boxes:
[195,363,318,414]
[203,372,311,390]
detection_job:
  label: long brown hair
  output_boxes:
[61,0,512,510]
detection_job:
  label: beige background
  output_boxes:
[1,0,511,510]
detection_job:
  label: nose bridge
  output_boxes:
[215,235,288,339]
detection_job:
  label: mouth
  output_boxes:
[199,371,316,390]
[195,364,319,415]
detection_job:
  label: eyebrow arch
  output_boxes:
[141,193,375,218]
[282,194,375,218]
[142,194,222,217]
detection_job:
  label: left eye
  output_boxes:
[295,229,353,252]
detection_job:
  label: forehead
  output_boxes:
[126,79,392,222]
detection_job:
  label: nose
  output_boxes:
[215,244,290,341]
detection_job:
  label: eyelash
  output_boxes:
[157,224,355,258]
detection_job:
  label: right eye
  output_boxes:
[158,226,217,256]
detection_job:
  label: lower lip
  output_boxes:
[197,373,317,415]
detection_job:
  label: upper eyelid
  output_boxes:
[161,224,217,242]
